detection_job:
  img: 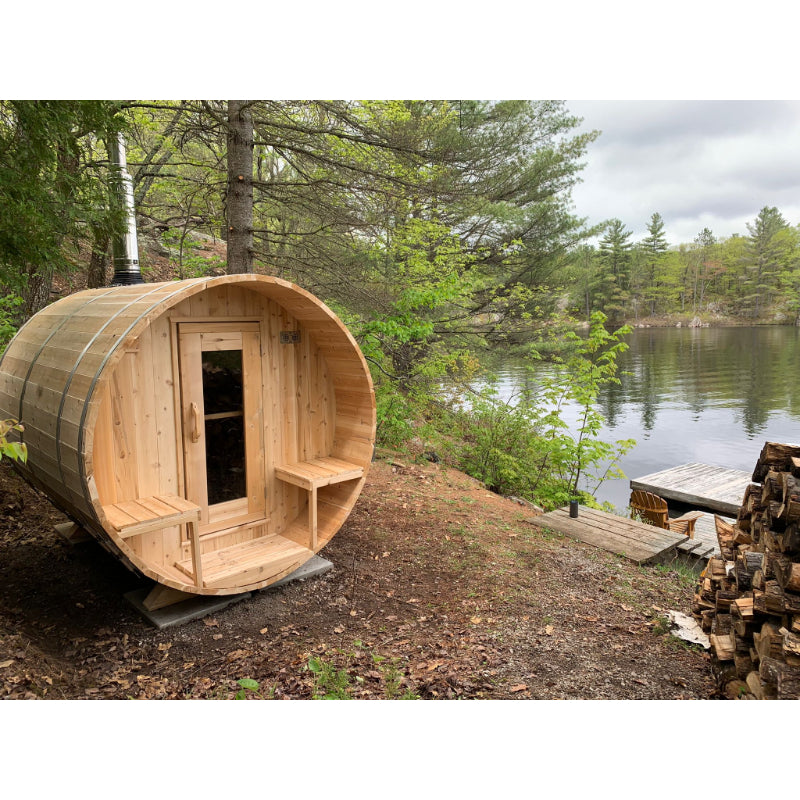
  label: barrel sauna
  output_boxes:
[0,275,376,597]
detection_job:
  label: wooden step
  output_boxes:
[174,534,313,590]
[529,505,686,565]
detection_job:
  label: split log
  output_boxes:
[701,577,717,603]
[783,590,800,614]
[693,442,800,697]
[712,613,732,636]
[759,655,785,686]
[734,564,752,592]
[778,669,800,699]
[775,561,800,592]
[762,471,784,504]
[710,631,736,661]
[707,557,729,582]
[764,502,787,533]
[779,627,800,659]
[756,622,784,662]
[731,596,754,637]
[716,589,739,613]
[753,583,786,616]
[746,670,767,699]
[782,472,800,500]
[752,442,800,482]
[700,609,716,633]
[780,524,800,556]
[732,527,753,546]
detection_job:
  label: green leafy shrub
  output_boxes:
[0,419,27,463]
[0,293,23,353]
[438,312,635,509]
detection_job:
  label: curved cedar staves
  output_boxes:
[0,275,376,596]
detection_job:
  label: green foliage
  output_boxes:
[0,419,27,464]
[440,312,635,509]
[360,216,478,389]
[593,219,633,324]
[0,293,23,352]
[374,388,416,449]
[307,655,353,699]
[233,677,273,700]
[740,206,792,318]
[651,615,671,636]
[0,101,125,299]
[442,383,550,499]
[160,229,225,279]
[305,642,419,700]
[568,206,800,323]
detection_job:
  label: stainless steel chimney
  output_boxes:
[109,133,143,285]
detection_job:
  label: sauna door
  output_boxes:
[177,322,266,532]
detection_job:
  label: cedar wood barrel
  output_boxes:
[0,275,376,595]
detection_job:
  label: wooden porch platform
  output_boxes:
[674,513,726,561]
[528,505,688,565]
[630,463,751,516]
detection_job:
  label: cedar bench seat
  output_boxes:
[275,457,364,547]
[102,495,203,584]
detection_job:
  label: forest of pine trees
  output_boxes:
[568,207,800,326]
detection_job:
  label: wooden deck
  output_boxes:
[674,513,726,561]
[529,505,687,565]
[630,463,751,516]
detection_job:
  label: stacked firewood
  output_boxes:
[692,442,800,699]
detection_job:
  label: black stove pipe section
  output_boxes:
[109,133,143,286]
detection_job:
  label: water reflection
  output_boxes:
[482,326,800,510]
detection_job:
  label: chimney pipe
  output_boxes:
[109,133,143,286]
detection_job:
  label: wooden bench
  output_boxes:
[275,457,364,547]
[102,494,203,584]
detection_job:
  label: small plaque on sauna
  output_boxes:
[280,330,300,344]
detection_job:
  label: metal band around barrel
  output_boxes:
[54,283,175,494]
[17,289,118,424]
[75,279,206,510]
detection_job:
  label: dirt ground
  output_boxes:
[0,454,719,700]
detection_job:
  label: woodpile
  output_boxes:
[693,442,800,699]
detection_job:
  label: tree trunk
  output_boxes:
[87,230,110,288]
[226,100,254,274]
[22,265,53,318]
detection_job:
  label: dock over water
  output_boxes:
[629,463,751,516]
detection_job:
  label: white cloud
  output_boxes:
[567,100,800,244]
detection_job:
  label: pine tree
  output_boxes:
[595,218,633,323]
[742,206,789,318]
[640,212,668,315]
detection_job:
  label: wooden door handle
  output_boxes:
[190,402,200,443]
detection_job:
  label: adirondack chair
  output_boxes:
[629,489,704,539]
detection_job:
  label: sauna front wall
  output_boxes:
[0,275,376,593]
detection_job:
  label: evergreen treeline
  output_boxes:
[571,209,800,326]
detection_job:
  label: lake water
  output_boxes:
[485,326,800,512]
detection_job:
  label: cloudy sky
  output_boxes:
[562,100,800,246]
